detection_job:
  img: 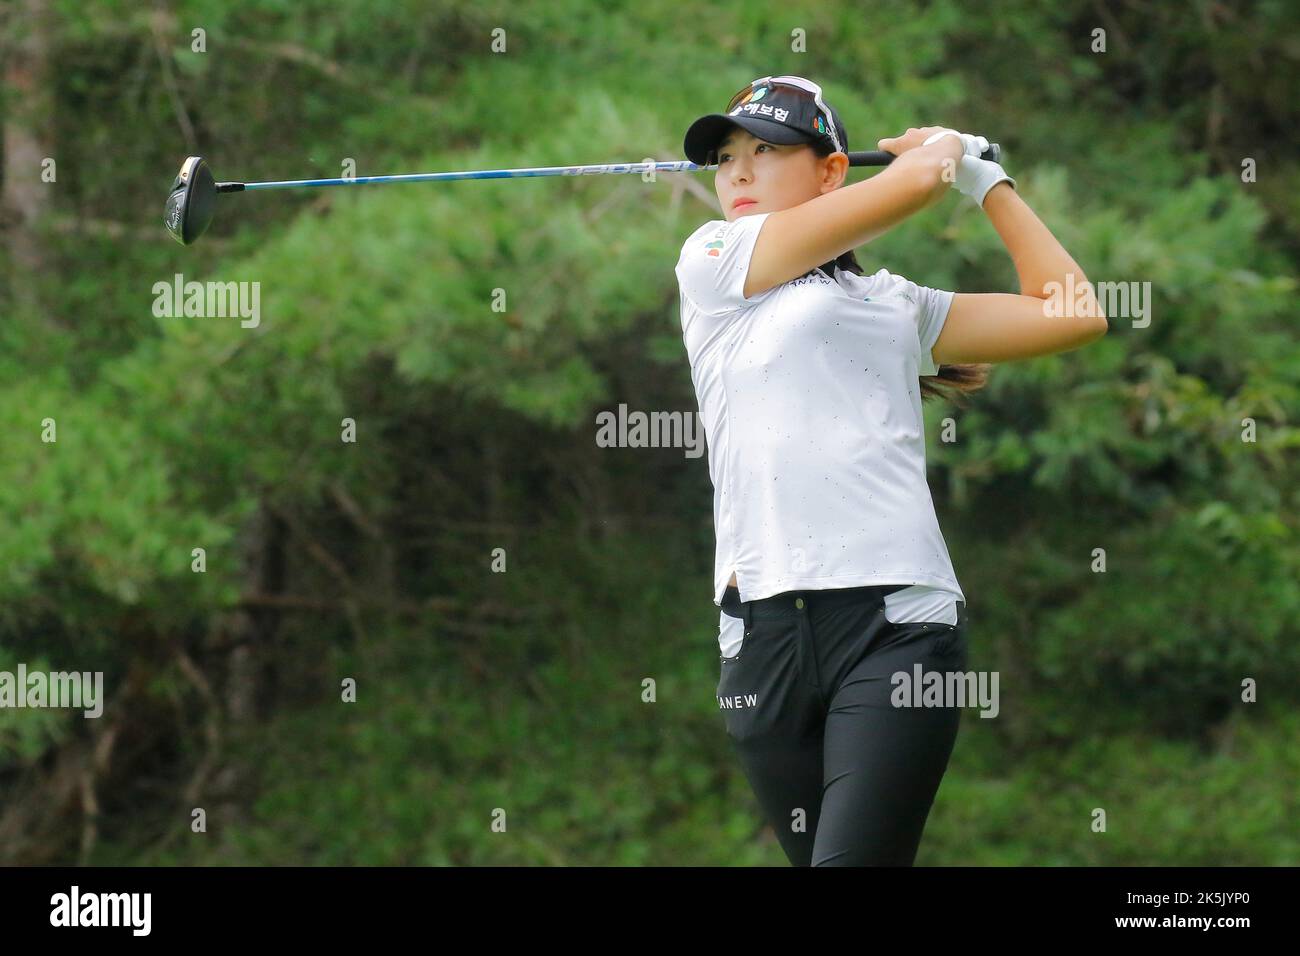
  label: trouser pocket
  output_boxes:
[718,606,747,661]
[926,621,968,668]
[883,618,968,670]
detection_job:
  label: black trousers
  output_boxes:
[717,583,969,866]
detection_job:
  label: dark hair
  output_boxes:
[806,137,991,405]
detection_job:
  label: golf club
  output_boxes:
[164,143,1001,246]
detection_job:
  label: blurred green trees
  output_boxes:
[1,0,1296,864]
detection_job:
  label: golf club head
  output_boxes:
[164,155,217,245]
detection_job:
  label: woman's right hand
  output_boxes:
[876,127,965,159]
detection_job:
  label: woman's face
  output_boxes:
[715,127,845,221]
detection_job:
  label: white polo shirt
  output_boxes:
[676,211,965,626]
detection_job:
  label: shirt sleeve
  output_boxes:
[675,213,776,316]
[885,273,955,376]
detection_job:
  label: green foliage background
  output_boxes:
[1,0,1296,864]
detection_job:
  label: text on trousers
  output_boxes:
[719,693,758,709]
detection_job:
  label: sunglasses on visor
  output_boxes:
[724,75,843,155]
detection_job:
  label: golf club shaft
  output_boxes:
[215,147,999,193]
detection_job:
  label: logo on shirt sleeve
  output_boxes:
[705,239,725,257]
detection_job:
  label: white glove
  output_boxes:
[954,154,1016,207]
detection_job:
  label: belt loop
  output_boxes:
[743,599,752,632]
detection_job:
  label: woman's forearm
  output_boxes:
[981,183,1096,306]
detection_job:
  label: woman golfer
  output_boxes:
[676,76,1107,866]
